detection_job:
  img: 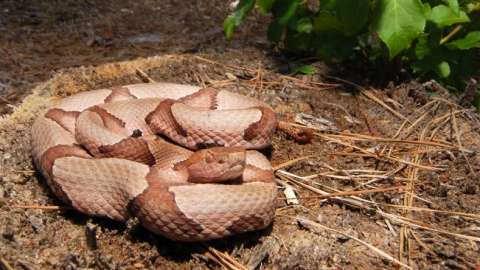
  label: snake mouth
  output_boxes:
[230,164,244,172]
[217,163,244,181]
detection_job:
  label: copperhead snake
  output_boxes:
[31,82,278,241]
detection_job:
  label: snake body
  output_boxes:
[31,83,278,241]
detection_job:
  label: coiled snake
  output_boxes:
[31,82,277,241]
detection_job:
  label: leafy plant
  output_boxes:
[224,0,480,96]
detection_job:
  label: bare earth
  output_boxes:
[1,1,479,270]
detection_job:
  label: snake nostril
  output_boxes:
[131,129,142,138]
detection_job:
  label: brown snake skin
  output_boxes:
[31,82,278,241]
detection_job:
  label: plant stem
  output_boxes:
[440,25,463,45]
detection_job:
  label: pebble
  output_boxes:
[463,182,478,195]
[434,185,449,197]
[127,33,165,44]
[316,214,326,223]
[28,215,44,233]
[341,214,354,227]
[444,259,467,269]
[435,245,455,258]
[2,225,15,241]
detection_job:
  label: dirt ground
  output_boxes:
[0,0,268,114]
[1,1,480,270]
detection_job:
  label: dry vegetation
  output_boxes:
[1,1,480,270]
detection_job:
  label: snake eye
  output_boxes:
[218,159,225,164]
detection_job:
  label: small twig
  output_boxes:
[317,133,443,171]
[324,132,470,152]
[368,203,480,219]
[205,246,248,270]
[245,238,277,270]
[440,24,463,45]
[279,75,340,89]
[356,96,377,135]
[323,74,363,89]
[356,164,407,189]
[135,68,156,83]
[192,72,207,88]
[282,170,480,247]
[272,155,315,171]
[0,257,15,270]
[313,185,404,200]
[381,211,480,242]
[15,204,64,210]
[203,252,230,269]
[323,102,360,124]
[316,174,407,181]
[401,107,432,138]
[255,62,264,92]
[279,169,411,205]
[361,90,411,123]
[410,230,435,256]
[297,217,412,269]
[194,56,257,73]
[0,96,12,105]
[451,109,475,175]
[398,222,408,261]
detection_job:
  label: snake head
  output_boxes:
[174,147,246,183]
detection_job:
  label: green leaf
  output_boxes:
[293,65,316,75]
[275,0,299,25]
[313,32,356,61]
[223,0,255,40]
[285,32,312,51]
[444,0,459,14]
[373,0,426,58]
[446,31,480,50]
[295,17,313,33]
[312,0,369,36]
[415,34,431,60]
[313,11,343,32]
[423,2,432,15]
[466,2,480,13]
[337,0,370,35]
[257,0,275,14]
[318,0,337,10]
[224,16,237,40]
[428,5,469,27]
[436,61,451,77]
